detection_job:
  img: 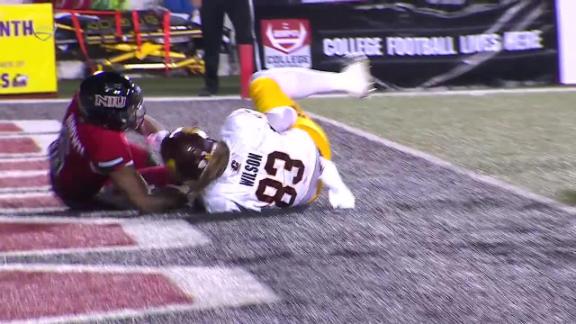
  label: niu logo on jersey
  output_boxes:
[94,95,127,108]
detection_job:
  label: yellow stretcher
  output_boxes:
[54,9,231,76]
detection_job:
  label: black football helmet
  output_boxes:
[160,127,218,181]
[78,71,145,131]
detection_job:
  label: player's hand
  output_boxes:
[137,115,165,136]
[328,186,355,209]
[146,130,169,154]
[152,185,188,206]
[319,158,355,209]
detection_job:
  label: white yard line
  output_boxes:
[121,219,211,248]
[0,170,47,177]
[1,86,575,105]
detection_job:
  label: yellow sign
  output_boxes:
[0,4,57,95]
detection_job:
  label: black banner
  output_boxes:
[255,0,558,88]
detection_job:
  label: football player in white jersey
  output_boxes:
[156,57,373,213]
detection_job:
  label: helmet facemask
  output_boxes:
[127,98,146,130]
[161,128,219,185]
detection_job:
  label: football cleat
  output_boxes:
[340,55,375,98]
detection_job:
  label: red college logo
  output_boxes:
[261,19,311,55]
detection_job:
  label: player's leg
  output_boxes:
[127,143,174,187]
[249,71,332,159]
[248,58,374,159]
[249,61,369,206]
[293,117,332,160]
[252,57,373,100]
[249,74,298,113]
[199,0,226,94]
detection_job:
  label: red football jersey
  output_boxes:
[49,95,135,202]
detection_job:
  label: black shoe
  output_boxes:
[197,87,217,97]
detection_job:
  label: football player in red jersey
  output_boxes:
[48,71,187,213]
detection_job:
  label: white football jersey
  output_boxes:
[201,108,322,213]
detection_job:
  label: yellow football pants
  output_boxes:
[249,76,332,160]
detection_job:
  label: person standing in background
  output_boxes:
[196,0,255,97]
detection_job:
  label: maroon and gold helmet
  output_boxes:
[160,127,218,181]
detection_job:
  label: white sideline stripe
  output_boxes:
[338,86,576,98]
[0,215,123,224]
[0,208,142,217]
[0,134,54,139]
[1,87,576,105]
[0,95,242,104]
[0,192,54,199]
[0,207,67,214]
[311,113,576,215]
[0,218,210,257]
[0,186,51,194]
[2,264,278,324]
[0,170,47,177]
[0,153,48,159]
[0,120,61,134]
[0,156,47,163]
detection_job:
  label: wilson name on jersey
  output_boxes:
[201,109,321,213]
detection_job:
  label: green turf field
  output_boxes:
[301,90,576,204]
[57,76,576,204]
[57,75,241,97]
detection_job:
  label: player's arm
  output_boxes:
[319,157,355,209]
[137,115,165,136]
[108,165,188,213]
